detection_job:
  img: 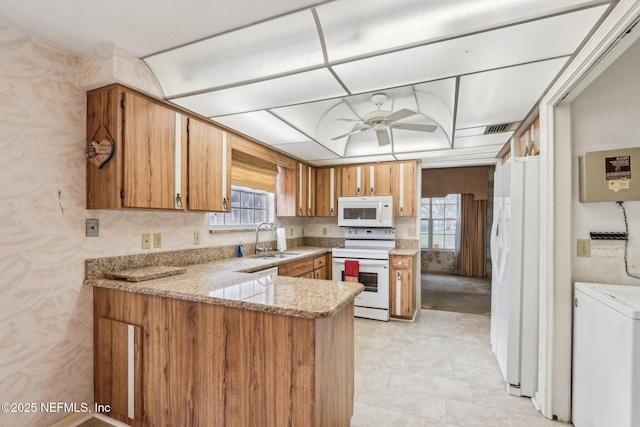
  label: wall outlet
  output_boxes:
[322,227,327,236]
[577,239,591,258]
[194,231,201,245]
[142,233,151,249]
[290,228,294,237]
[153,233,162,248]
[408,228,416,237]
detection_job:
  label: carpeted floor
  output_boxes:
[421,272,491,316]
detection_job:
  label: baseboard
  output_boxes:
[49,412,130,427]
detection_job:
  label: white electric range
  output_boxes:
[332,228,395,321]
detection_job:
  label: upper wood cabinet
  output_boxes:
[276,162,316,217]
[186,118,230,212]
[87,85,186,210]
[391,161,417,217]
[341,164,392,197]
[315,167,340,217]
[297,162,315,217]
[87,84,233,212]
[340,165,369,197]
[276,165,296,217]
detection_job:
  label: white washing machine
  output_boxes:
[573,282,640,427]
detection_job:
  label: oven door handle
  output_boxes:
[333,259,389,267]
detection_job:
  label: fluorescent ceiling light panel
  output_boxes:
[144,10,324,97]
[317,0,607,62]
[407,144,506,161]
[170,69,347,117]
[313,155,397,166]
[271,99,345,136]
[453,132,514,149]
[456,57,568,128]
[392,130,450,153]
[212,111,311,145]
[419,157,500,167]
[331,5,607,94]
[455,127,487,138]
[344,132,394,157]
[272,142,340,161]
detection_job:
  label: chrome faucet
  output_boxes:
[255,222,276,254]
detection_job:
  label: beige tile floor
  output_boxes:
[351,309,573,427]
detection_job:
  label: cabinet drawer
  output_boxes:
[279,258,314,277]
[313,255,327,269]
[390,256,412,269]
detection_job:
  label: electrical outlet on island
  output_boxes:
[194,231,201,245]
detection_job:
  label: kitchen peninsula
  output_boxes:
[86,248,363,427]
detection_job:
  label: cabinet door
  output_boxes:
[390,256,415,319]
[278,258,314,277]
[341,165,362,197]
[391,161,417,217]
[276,165,297,217]
[297,163,315,216]
[370,163,392,196]
[122,92,181,209]
[96,318,143,424]
[187,119,230,212]
[316,167,340,216]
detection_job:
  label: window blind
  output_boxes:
[231,150,278,193]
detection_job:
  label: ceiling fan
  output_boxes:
[332,93,437,146]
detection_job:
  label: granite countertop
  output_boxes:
[390,248,420,256]
[86,247,363,319]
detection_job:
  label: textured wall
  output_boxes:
[0,21,302,427]
[420,251,455,273]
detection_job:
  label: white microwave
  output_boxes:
[338,196,394,228]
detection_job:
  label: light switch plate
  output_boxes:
[194,231,200,245]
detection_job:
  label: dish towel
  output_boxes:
[345,260,359,282]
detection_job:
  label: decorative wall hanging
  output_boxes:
[87,124,115,169]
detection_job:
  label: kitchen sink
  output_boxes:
[262,252,300,259]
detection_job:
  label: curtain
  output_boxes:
[454,194,487,277]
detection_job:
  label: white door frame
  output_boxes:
[538,0,640,420]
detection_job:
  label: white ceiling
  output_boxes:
[0,0,613,167]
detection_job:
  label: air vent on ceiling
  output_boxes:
[484,123,513,134]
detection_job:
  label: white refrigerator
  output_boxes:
[490,156,540,397]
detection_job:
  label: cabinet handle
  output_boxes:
[370,187,374,196]
[330,207,334,216]
[357,187,361,196]
[223,197,227,211]
[397,271,401,280]
[299,207,303,216]
[176,193,183,208]
[315,270,319,279]
[399,206,404,216]
[308,207,311,217]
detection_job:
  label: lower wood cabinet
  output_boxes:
[95,318,143,425]
[390,255,416,320]
[94,286,354,427]
[278,253,331,280]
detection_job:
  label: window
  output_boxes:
[420,194,459,250]
[209,186,274,227]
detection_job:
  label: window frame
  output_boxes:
[420,194,459,251]
[209,186,274,228]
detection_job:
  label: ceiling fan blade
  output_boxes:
[392,123,437,132]
[375,127,391,146]
[331,124,371,140]
[384,109,417,123]
[333,118,362,122]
